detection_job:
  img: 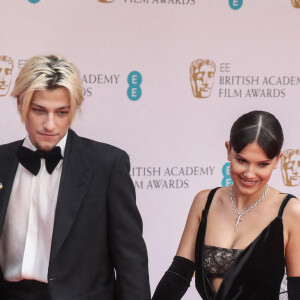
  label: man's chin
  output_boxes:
[36,142,57,152]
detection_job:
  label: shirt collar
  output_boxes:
[23,131,68,158]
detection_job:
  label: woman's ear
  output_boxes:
[225,141,231,161]
[274,152,283,169]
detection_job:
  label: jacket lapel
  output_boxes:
[0,141,22,235]
[49,130,93,263]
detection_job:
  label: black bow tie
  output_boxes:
[16,146,63,176]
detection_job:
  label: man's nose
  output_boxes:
[43,114,56,131]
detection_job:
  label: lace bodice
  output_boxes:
[203,245,243,278]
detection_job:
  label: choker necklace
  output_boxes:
[230,184,269,232]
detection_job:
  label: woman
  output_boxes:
[152,111,300,299]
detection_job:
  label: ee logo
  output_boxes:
[127,71,142,101]
[28,0,41,3]
[229,0,243,10]
[222,162,233,187]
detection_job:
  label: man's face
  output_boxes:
[192,64,215,98]
[19,87,72,151]
[0,60,13,96]
[281,151,300,186]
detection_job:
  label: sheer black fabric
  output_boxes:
[195,188,296,300]
[203,245,243,278]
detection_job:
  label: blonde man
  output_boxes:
[0,55,150,300]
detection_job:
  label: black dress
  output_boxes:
[195,187,295,300]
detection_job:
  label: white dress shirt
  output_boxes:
[0,133,67,283]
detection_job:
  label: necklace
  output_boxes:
[230,184,269,232]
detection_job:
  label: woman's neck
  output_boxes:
[232,184,269,211]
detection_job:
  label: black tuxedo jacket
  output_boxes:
[0,129,151,300]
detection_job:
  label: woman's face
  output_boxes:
[226,142,282,196]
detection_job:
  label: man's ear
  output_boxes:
[225,141,231,161]
[17,96,22,113]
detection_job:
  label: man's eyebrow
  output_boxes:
[30,103,45,109]
[30,103,71,110]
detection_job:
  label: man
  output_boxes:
[0,55,14,97]
[0,55,151,299]
[190,59,216,98]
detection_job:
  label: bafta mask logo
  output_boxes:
[0,56,14,97]
[281,149,300,187]
[291,0,300,8]
[98,0,115,3]
[190,59,216,99]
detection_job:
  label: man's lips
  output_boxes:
[38,133,58,138]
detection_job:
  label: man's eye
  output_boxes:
[33,109,44,113]
[57,111,69,115]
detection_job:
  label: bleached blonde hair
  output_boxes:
[11,55,83,122]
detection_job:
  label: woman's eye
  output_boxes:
[259,163,270,167]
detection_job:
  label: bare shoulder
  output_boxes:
[193,187,225,206]
[284,196,300,222]
[192,189,211,211]
[176,188,215,261]
[282,195,300,276]
[191,187,224,218]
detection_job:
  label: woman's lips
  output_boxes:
[239,176,257,186]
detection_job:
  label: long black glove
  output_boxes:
[288,277,300,300]
[152,256,195,300]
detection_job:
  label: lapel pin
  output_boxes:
[0,183,3,190]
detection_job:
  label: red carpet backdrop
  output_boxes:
[0,0,299,298]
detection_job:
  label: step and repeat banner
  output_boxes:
[1,0,300,298]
